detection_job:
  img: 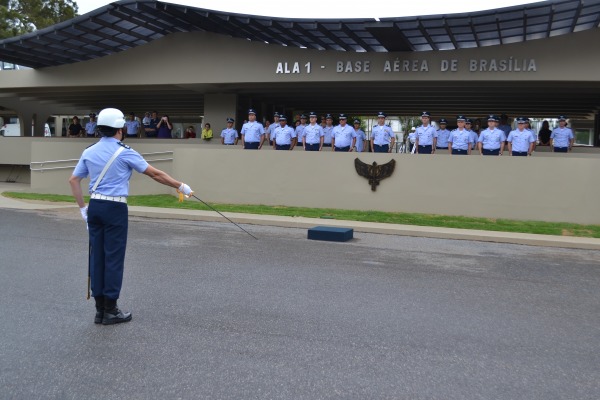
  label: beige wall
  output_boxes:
[16,138,600,225]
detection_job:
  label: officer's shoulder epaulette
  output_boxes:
[117,141,131,149]
[86,142,98,149]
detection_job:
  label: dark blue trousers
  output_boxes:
[334,146,350,152]
[512,151,528,156]
[88,199,128,300]
[554,147,568,153]
[276,144,290,150]
[374,144,389,153]
[482,149,500,155]
[417,145,432,154]
[244,142,259,149]
[452,149,468,155]
[305,143,320,151]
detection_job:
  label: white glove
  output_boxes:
[178,183,193,197]
[80,206,88,223]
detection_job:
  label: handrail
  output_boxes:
[30,153,173,172]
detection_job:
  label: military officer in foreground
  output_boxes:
[69,108,194,325]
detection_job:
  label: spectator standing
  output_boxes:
[538,120,552,146]
[68,116,83,138]
[156,115,172,138]
[145,111,159,138]
[201,123,213,141]
[184,125,196,139]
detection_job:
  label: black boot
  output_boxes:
[102,298,132,325]
[94,296,104,324]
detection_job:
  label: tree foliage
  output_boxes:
[0,0,78,39]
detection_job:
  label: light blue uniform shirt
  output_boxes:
[303,123,324,144]
[220,128,238,144]
[85,121,97,135]
[125,120,140,136]
[295,124,306,142]
[507,129,535,152]
[468,130,479,150]
[267,122,278,137]
[323,126,333,145]
[72,137,149,197]
[415,125,437,146]
[478,128,506,150]
[448,129,472,150]
[241,121,264,143]
[332,124,356,148]
[550,127,574,148]
[372,124,394,146]
[354,129,366,152]
[436,129,450,148]
[273,125,296,145]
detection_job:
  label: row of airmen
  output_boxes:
[408,112,574,156]
[221,109,575,155]
[221,109,396,152]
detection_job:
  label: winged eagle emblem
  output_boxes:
[354,158,396,191]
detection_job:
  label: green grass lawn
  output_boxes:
[4,192,600,238]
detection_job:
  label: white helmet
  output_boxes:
[97,108,126,128]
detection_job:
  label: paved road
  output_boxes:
[1,208,599,399]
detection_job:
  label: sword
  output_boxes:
[191,193,258,240]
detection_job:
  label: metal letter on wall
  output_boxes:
[354,158,396,191]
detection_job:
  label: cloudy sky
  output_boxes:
[75,0,543,18]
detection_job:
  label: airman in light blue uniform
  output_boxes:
[415,111,437,154]
[241,108,265,150]
[371,112,395,153]
[448,115,473,155]
[272,115,296,150]
[294,114,307,149]
[436,118,450,150]
[323,113,334,148]
[266,112,279,145]
[85,113,97,137]
[124,112,140,138]
[465,118,479,151]
[332,114,356,152]
[550,115,574,153]
[507,117,535,156]
[303,112,325,151]
[477,115,506,156]
[353,119,366,153]
[220,117,238,145]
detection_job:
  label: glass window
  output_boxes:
[575,129,593,146]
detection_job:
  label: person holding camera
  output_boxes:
[156,115,173,138]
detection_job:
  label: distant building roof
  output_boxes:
[0,0,598,68]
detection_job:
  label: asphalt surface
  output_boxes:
[1,207,599,400]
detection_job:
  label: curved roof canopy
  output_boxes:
[1,0,599,68]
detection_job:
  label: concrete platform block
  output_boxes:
[308,226,353,242]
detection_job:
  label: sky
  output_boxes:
[75,0,543,19]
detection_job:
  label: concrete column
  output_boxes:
[203,94,238,136]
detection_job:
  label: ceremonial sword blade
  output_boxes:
[191,194,258,240]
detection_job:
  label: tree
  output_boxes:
[0,0,78,39]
